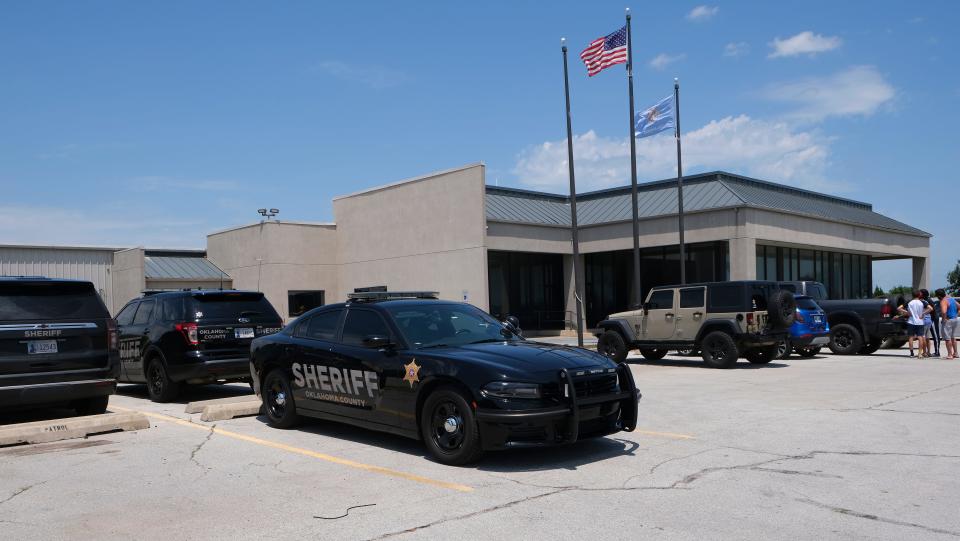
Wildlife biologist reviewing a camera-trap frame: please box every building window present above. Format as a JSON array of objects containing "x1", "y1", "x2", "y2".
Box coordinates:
[
  {"x1": 288, "y1": 290, "x2": 325, "y2": 317},
  {"x1": 755, "y1": 246, "x2": 872, "y2": 299}
]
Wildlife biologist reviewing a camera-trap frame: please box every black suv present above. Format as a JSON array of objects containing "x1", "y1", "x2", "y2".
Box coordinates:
[
  {"x1": 115, "y1": 290, "x2": 282, "y2": 402},
  {"x1": 0, "y1": 277, "x2": 119, "y2": 414},
  {"x1": 596, "y1": 281, "x2": 796, "y2": 368}
]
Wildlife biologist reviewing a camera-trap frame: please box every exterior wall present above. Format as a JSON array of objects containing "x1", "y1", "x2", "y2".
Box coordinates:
[
  {"x1": 0, "y1": 245, "x2": 116, "y2": 311},
  {"x1": 207, "y1": 221, "x2": 338, "y2": 321},
  {"x1": 333, "y1": 164, "x2": 489, "y2": 310},
  {"x1": 112, "y1": 248, "x2": 146, "y2": 314}
]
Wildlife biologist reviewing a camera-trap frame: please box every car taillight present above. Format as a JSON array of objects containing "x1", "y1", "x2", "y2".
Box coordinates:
[
  {"x1": 746, "y1": 313, "x2": 754, "y2": 325},
  {"x1": 880, "y1": 304, "x2": 893, "y2": 318},
  {"x1": 176, "y1": 322, "x2": 199, "y2": 346},
  {"x1": 107, "y1": 319, "x2": 119, "y2": 351},
  {"x1": 795, "y1": 308, "x2": 805, "y2": 323}
]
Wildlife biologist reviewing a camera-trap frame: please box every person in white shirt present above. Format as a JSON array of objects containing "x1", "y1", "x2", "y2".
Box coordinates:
[{"x1": 902, "y1": 290, "x2": 933, "y2": 358}]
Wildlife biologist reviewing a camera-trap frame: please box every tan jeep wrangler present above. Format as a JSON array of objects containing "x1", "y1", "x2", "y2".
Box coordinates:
[{"x1": 595, "y1": 281, "x2": 796, "y2": 369}]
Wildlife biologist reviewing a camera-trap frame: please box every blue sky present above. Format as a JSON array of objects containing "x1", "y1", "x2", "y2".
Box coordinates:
[{"x1": 0, "y1": 1, "x2": 956, "y2": 289}]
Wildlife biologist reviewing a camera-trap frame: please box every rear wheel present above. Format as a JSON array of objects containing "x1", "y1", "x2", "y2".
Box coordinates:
[
  {"x1": 420, "y1": 387, "x2": 483, "y2": 465},
  {"x1": 701, "y1": 331, "x2": 739, "y2": 369},
  {"x1": 829, "y1": 324, "x2": 863, "y2": 355},
  {"x1": 263, "y1": 369, "x2": 299, "y2": 429},
  {"x1": 639, "y1": 348, "x2": 669, "y2": 360},
  {"x1": 794, "y1": 346, "x2": 821, "y2": 358},
  {"x1": 146, "y1": 358, "x2": 181, "y2": 403},
  {"x1": 746, "y1": 344, "x2": 779, "y2": 364},
  {"x1": 73, "y1": 395, "x2": 109, "y2": 415},
  {"x1": 597, "y1": 330, "x2": 628, "y2": 362}
]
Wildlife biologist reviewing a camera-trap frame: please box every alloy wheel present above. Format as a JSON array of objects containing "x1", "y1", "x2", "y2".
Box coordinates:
[{"x1": 431, "y1": 400, "x2": 465, "y2": 451}]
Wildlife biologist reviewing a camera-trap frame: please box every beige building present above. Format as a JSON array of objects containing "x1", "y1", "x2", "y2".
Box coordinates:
[{"x1": 205, "y1": 163, "x2": 931, "y2": 331}]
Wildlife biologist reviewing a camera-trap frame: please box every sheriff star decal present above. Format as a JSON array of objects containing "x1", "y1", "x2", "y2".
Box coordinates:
[{"x1": 402, "y1": 359, "x2": 421, "y2": 388}]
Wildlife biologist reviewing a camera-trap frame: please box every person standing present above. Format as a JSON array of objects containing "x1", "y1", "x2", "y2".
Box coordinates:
[
  {"x1": 903, "y1": 290, "x2": 930, "y2": 358},
  {"x1": 922, "y1": 289, "x2": 941, "y2": 357},
  {"x1": 938, "y1": 289, "x2": 959, "y2": 359}
]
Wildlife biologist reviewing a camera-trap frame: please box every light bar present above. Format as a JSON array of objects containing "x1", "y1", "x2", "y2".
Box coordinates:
[{"x1": 346, "y1": 291, "x2": 439, "y2": 302}]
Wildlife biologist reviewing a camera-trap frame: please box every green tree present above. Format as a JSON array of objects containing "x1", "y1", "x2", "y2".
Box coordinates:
[
  {"x1": 948, "y1": 260, "x2": 960, "y2": 295},
  {"x1": 887, "y1": 285, "x2": 912, "y2": 297},
  {"x1": 873, "y1": 286, "x2": 885, "y2": 297}
]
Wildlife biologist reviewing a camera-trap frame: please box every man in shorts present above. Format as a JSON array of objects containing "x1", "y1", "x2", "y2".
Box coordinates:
[
  {"x1": 938, "y1": 289, "x2": 959, "y2": 359},
  {"x1": 904, "y1": 290, "x2": 931, "y2": 358}
]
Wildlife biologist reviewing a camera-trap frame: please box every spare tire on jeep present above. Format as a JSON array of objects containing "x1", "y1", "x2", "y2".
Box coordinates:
[{"x1": 767, "y1": 290, "x2": 797, "y2": 329}]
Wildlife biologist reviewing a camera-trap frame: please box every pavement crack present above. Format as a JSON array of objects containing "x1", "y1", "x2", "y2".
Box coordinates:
[
  {"x1": 0, "y1": 480, "x2": 47, "y2": 506},
  {"x1": 647, "y1": 448, "x2": 716, "y2": 475},
  {"x1": 189, "y1": 425, "x2": 216, "y2": 471},
  {"x1": 796, "y1": 497, "x2": 960, "y2": 537},
  {"x1": 869, "y1": 382, "x2": 960, "y2": 409}
]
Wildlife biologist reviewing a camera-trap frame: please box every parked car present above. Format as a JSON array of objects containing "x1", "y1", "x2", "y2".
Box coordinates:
[
  {"x1": 780, "y1": 295, "x2": 831, "y2": 358},
  {"x1": 595, "y1": 281, "x2": 796, "y2": 369},
  {"x1": 250, "y1": 291, "x2": 640, "y2": 465},
  {"x1": 115, "y1": 290, "x2": 282, "y2": 402},
  {"x1": 0, "y1": 277, "x2": 119, "y2": 414},
  {"x1": 779, "y1": 281, "x2": 906, "y2": 355}
]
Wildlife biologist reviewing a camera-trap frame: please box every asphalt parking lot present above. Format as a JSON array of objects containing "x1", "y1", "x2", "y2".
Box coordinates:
[{"x1": 3, "y1": 347, "x2": 959, "y2": 540}]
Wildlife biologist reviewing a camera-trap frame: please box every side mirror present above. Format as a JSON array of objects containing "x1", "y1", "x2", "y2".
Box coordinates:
[
  {"x1": 642, "y1": 302, "x2": 651, "y2": 312},
  {"x1": 503, "y1": 315, "x2": 522, "y2": 337},
  {"x1": 362, "y1": 334, "x2": 393, "y2": 349}
]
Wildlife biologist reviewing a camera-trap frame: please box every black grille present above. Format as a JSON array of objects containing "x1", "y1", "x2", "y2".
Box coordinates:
[{"x1": 572, "y1": 373, "x2": 618, "y2": 398}]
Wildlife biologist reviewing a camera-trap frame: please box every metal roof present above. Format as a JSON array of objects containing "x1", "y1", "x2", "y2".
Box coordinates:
[
  {"x1": 143, "y1": 256, "x2": 229, "y2": 281},
  {"x1": 485, "y1": 171, "x2": 929, "y2": 236}
]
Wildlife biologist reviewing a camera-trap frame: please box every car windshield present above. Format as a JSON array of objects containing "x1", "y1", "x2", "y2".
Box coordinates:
[{"x1": 384, "y1": 303, "x2": 518, "y2": 349}]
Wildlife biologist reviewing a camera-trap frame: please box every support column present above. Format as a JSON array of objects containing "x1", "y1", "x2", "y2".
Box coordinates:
[
  {"x1": 563, "y1": 254, "x2": 587, "y2": 333},
  {"x1": 912, "y1": 257, "x2": 930, "y2": 290},
  {"x1": 728, "y1": 237, "x2": 757, "y2": 281}
]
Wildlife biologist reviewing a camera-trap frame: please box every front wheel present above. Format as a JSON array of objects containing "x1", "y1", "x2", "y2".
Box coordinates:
[
  {"x1": 776, "y1": 339, "x2": 791, "y2": 359},
  {"x1": 829, "y1": 324, "x2": 863, "y2": 355},
  {"x1": 701, "y1": 331, "x2": 739, "y2": 369},
  {"x1": 263, "y1": 369, "x2": 300, "y2": 429},
  {"x1": 421, "y1": 387, "x2": 483, "y2": 466},
  {"x1": 597, "y1": 330, "x2": 628, "y2": 362},
  {"x1": 639, "y1": 348, "x2": 669, "y2": 360}
]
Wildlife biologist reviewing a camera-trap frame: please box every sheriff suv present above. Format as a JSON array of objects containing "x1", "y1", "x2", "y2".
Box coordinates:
[
  {"x1": 595, "y1": 281, "x2": 796, "y2": 368},
  {"x1": 115, "y1": 290, "x2": 282, "y2": 402},
  {"x1": 0, "y1": 277, "x2": 119, "y2": 414}
]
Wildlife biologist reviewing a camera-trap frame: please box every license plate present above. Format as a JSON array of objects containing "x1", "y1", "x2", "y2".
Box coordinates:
[
  {"x1": 813, "y1": 315, "x2": 822, "y2": 323},
  {"x1": 235, "y1": 328, "x2": 255, "y2": 339},
  {"x1": 28, "y1": 340, "x2": 59, "y2": 354}
]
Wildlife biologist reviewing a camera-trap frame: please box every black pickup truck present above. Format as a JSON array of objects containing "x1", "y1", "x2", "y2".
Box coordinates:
[{"x1": 779, "y1": 281, "x2": 906, "y2": 355}]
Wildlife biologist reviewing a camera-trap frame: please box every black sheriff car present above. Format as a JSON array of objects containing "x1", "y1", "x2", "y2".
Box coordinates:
[{"x1": 250, "y1": 291, "x2": 640, "y2": 465}]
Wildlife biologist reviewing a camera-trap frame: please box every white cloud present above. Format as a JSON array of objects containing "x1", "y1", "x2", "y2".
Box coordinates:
[
  {"x1": 761, "y1": 65, "x2": 895, "y2": 121},
  {"x1": 314, "y1": 60, "x2": 408, "y2": 89},
  {"x1": 513, "y1": 115, "x2": 838, "y2": 193},
  {"x1": 768, "y1": 31, "x2": 842, "y2": 58},
  {"x1": 649, "y1": 53, "x2": 686, "y2": 70},
  {"x1": 724, "y1": 42, "x2": 750, "y2": 57},
  {"x1": 686, "y1": 5, "x2": 719, "y2": 21}
]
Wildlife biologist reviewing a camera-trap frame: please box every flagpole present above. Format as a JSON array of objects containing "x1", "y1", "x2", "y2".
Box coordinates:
[
  {"x1": 562, "y1": 38, "x2": 585, "y2": 347},
  {"x1": 626, "y1": 8, "x2": 643, "y2": 307},
  {"x1": 674, "y1": 77, "x2": 686, "y2": 284}
]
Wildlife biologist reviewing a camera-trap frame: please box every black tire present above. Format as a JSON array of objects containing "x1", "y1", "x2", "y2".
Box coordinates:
[
  {"x1": 859, "y1": 340, "x2": 882, "y2": 355},
  {"x1": 776, "y1": 339, "x2": 791, "y2": 359},
  {"x1": 146, "y1": 358, "x2": 181, "y2": 403},
  {"x1": 829, "y1": 323, "x2": 863, "y2": 355},
  {"x1": 767, "y1": 290, "x2": 797, "y2": 329},
  {"x1": 262, "y1": 369, "x2": 300, "y2": 429},
  {"x1": 420, "y1": 387, "x2": 484, "y2": 466},
  {"x1": 700, "y1": 331, "x2": 739, "y2": 369},
  {"x1": 794, "y1": 346, "x2": 822, "y2": 358},
  {"x1": 639, "y1": 348, "x2": 669, "y2": 360},
  {"x1": 746, "y1": 344, "x2": 779, "y2": 364},
  {"x1": 597, "y1": 330, "x2": 628, "y2": 362},
  {"x1": 73, "y1": 395, "x2": 109, "y2": 416}
]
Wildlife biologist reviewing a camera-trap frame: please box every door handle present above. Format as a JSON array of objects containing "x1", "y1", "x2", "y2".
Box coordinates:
[
  {"x1": 693, "y1": 312, "x2": 703, "y2": 320},
  {"x1": 665, "y1": 313, "x2": 674, "y2": 319}
]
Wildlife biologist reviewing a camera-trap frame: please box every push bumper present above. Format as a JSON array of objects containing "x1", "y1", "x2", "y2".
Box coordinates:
[
  {"x1": 475, "y1": 363, "x2": 640, "y2": 451},
  {"x1": 0, "y1": 378, "x2": 116, "y2": 410},
  {"x1": 166, "y1": 355, "x2": 251, "y2": 384}
]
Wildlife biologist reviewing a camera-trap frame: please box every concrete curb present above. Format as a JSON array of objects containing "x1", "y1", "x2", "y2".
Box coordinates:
[
  {"x1": 199, "y1": 400, "x2": 262, "y2": 422},
  {"x1": 0, "y1": 412, "x2": 150, "y2": 447},
  {"x1": 184, "y1": 395, "x2": 257, "y2": 414}
]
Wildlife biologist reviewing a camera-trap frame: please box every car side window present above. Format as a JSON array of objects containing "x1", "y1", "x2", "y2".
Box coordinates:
[
  {"x1": 116, "y1": 302, "x2": 138, "y2": 326},
  {"x1": 708, "y1": 285, "x2": 741, "y2": 312},
  {"x1": 679, "y1": 288, "x2": 705, "y2": 308},
  {"x1": 647, "y1": 290, "x2": 674, "y2": 310},
  {"x1": 341, "y1": 309, "x2": 391, "y2": 347},
  {"x1": 301, "y1": 310, "x2": 342, "y2": 341},
  {"x1": 133, "y1": 300, "x2": 155, "y2": 325},
  {"x1": 161, "y1": 297, "x2": 184, "y2": 321}
]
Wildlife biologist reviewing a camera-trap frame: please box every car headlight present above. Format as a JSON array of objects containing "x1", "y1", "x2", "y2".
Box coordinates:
[{"x1": 481, "y1": 381, "x2": 541, "y2": 399}]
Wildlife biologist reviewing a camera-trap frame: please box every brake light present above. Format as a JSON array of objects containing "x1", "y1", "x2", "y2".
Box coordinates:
[
  {"x1": 880, "y1": 303, "x2": 893, "y2": 318},
  {"x1": 746, "y1": 313, "x2": 754, "y2": 325},
  {"x1": 176, "y1": 322, "x2": 199, "y2": 346},
  {"x1": 107, "y1": 319, "x2": 119, "y2": 351},
  {"x1": 795, "y1": 308, "x2": 805, "y2": 323}
]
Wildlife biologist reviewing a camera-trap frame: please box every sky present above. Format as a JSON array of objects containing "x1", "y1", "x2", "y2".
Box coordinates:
[{"x1": 1, "y1": 1, "x2": 957, "y2": 290}]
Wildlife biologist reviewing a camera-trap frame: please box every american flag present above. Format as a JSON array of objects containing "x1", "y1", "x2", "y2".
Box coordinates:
[{"x1": 580, "y1": 26, "x2": 628, "y2": 77}]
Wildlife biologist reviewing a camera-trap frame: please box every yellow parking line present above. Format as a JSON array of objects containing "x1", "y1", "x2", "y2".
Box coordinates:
[
  {"x1": 634, "y1": 429, "x2": 696, "y2": 440},
  {"x1": 110, "y1": 405, "x2": 473, "y2": 493}
]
